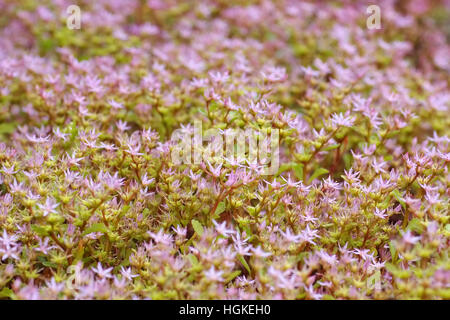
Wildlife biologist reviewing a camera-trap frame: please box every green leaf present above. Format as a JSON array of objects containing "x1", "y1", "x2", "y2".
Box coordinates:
[
  {"x1": 238, "y1": 255, "x2": 251, "y2": 275},
  {"x1": 74, "y1": 245, "x2": 85, "y2": 263},
  {"x1": 0, "y1": 287, "x2": 14, "y2": 299},
  {"x1": 292, "y1": 163, "x2": 304, "y2": 180},
  {"x1": 38, "y1": 37, "x2": 56, "y2": 55},
  {"x1": 323, "y1": 143, "x2": 340, "y2": 151},
  {"x1": 389, "y1": 241, "x2": 397, "y2": 263},
  {"x1": 31, "y1": 224, "x2": 49, "y2": 236},
  {"x1": 191, "y1": 219, "x2": 204, "y2": 236},
  {"x1": 277, "y1": 162, "x2": 293, "y2": 175},
  {"x1": 142, "y1": 208, "x2": 150, "y2": 217},
  {"x1": 445, "y1": 224, "x2": 450, "y2": 236},
  {"x1": 385, "y1": 262, "x2": 397, "y2": 274},
  {"x1": 187, "y1": 254, "x2": 199, "y2": 266},
  {"x1": 407, "y1": 218, "x2": 424, "y2": 234},
  {"x1": 343, "y1": 153, "x2": 352, "y2": 169},
  {"x1": 390, "y1": 189, "x2": 406, "y2": 210},
  {"x1": 214, "y1": 201, "x2": 226, "y2": 216},
  {"x1": 308, "y1": 167, "x2": 329, "y2": 183},
  {"x1": 0, "y1": 123, "x2": 17, "y2": 135},
  {"x1": 367, "y1": 270, "x2": 381, "y2": 290},
  {"x1": 225, "y1": 270, "x2": 241, "y2": 283},
  {"x1": 246, "y1": 206, "x2": 256, "y2": 216},
  {"x1": 82, "y1": 223, "x2": 108, "y2": 236},
  {"x1": 37, "y1": 256, "x2": 58, "y2": 268}
]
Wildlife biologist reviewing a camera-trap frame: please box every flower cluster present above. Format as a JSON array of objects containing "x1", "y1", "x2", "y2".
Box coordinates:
[{"x1": 0, "y1": 0, "x2": 449, "y2": 300}]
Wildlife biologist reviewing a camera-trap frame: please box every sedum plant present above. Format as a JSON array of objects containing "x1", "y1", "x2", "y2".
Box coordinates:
[{"x1": 0, "y1": 0, "x2": 449, "y2": 300}]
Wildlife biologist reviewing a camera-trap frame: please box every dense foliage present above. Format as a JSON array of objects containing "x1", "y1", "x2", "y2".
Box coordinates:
[{"x1": 0, "y1": 0, "x2": 449, "y2": 299}]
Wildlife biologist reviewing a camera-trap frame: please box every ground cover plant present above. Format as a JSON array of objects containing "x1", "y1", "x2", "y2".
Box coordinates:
[{"x1": 0, "y1": 0, "x2": 449, "y2": 300}]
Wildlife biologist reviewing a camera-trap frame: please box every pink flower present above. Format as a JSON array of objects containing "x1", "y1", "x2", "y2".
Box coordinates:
[
  {"x1": 34, "y1": 237, "x2": 56, "y2": 254},
  {"x1": 108, "y1": 99, "x2": 124, "y2": 110},
  {"x1": 402, "y1": 230, "x2": 421, "y2": 245},
  {"x1": 212, "y1": 220, "x2": 235, "y2": 237},
  {"x1": 374, "y1": 208, "x2": 388, "y2": 219},
  {"x1": 37, "y1": 197, "x2": 59, "y2": 216},
  {"x1": 204, "y1": 266, "x2": 224, "y2": 282},
  {"x1": 331, "y1": 113, "x2": 355, "y2": 127},
  {"x1": 280, "y1": 228, "x2": 302, "y2": 243},
  {"x1": 120, "y1": 267, "x2": 138, "y2": 281},
  {"x1": 0, "y1": 230, "x2": 18, "y2": 249},
  {"x1": 252, "y1": 245, "x2": 272, "y2": 258},
  {"x1": 92, "y1": 262, "x2": 113, "y2": 278}
]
